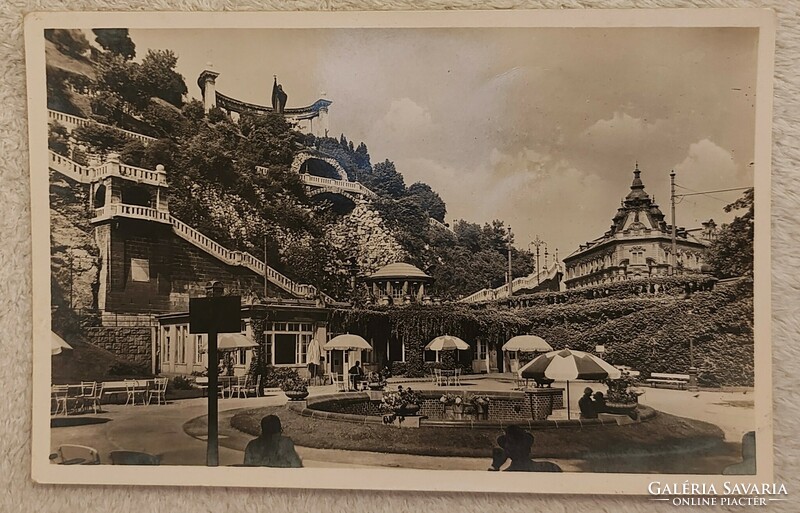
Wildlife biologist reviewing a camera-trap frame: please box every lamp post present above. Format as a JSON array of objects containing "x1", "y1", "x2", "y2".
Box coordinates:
[
  {"x1": 686, "y1": 308, "x2": 698, "y2": 392},
  {"x1": 507, "y1": 226, "x2": 513, "y2": 298},
  {"x1": 670, "y1": 170, "x2": 678, "y2": 275},
  {"x1": 529, "y1": 236, "x2": 546, "y2": 285}
]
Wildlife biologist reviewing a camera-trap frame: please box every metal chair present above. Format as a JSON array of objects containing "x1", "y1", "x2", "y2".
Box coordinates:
[
  {"x1": 331, "y1": 373, "x2": 347, "y2": 392},
  {"x1": 75, "y1": 381, "x2": 96, "y2": 413},
  {"x1": 147, "y1": 377, "x2": 168, "y2": 405},
  {"x1": 84, "y1": 382, "x2": 104, "y2": 413},
  {"x1": 244, "y1": 374, "x2": 262, "y2": 397},
  {"x1": 49, "y1": 444, "x2": 101, "y2": 465},
  {"x1": 124, "y1": 379, "x2": 146, "y2": 406},
  {"x1": 51, "y1": 385, "x2": 70, "y2": 416},
  {"x1": 231, "y1": 375, "x2": 249, "y2": 399}
]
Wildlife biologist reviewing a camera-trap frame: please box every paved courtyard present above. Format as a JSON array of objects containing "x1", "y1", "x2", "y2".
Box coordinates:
[{"x1": 49, "y1": 377, "x2": 754, "y2": 469}]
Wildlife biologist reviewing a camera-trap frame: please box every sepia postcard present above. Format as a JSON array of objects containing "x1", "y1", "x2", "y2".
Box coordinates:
[{"x1": 26, "y1": 9, "x2": 776, "y2": 495}]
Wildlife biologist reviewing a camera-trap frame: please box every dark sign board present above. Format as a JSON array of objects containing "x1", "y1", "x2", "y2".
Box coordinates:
[{"x1": 189, "y1": 296, "x2": 242, "y2": 334}]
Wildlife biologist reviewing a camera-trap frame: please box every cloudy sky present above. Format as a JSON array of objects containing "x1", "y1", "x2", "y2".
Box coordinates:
[{"x1": 129, "y1": 27, "x2": 758, "y2": 256}]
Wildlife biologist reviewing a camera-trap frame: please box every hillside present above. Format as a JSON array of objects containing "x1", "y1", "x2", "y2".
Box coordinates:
[{"x1": 45, "y1": 29, "x2": 535, "y2": 302}]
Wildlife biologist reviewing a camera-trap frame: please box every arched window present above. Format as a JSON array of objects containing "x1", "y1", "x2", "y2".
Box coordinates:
[{"x1": 93, "y1": 185, "x2": 106, "y2": 208}]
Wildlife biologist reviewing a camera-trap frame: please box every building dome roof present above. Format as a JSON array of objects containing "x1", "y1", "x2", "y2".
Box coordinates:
[{"x1": 369, "y1": 262, "x2": 432, "y2": 280}]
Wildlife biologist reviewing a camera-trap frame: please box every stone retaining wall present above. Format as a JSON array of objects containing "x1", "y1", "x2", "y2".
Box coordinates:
[{"x1": 84, "y1": 326, "x2": 152, "y2": 366}]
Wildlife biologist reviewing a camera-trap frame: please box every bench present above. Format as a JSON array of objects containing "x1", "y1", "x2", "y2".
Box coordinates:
[
  {"x1": 100, "y1": 380, "x2": 150, "y2": 404},
  {"x1": 645, "y1": 373, "x2": 690, "y2": 389}
]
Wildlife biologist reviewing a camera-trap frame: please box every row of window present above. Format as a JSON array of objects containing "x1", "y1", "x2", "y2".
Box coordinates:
[
  {"x1": 161, "y1": 323, "x2": 501, "y2": 369},
  {"x1": 161, "y1": 325, "x2": 204, "y2": 365}
]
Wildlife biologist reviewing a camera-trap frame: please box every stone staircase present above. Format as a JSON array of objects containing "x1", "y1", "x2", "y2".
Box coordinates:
[
  {"x1": 459, "y1": 261, "x2": 563, "y2": 303},
  {"x1": 48, "y1": 150, "x2": 332, "y2": 303}
]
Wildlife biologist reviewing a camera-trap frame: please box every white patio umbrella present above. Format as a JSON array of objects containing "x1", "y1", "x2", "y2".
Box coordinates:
[
  {"x1": 217, "y1": 333, "x2": 258, "y2": 350},
  {"x1": 425, "y1": 335, "x2": 469, "y2": 364},
  {"x1": 425, "y1": 335, "x2": 469, "y2": 351},
  {"x1": 518, "y1": 348, "x2": 621, "y2": 419},
  {"x1": 502, "y1": 335, "x2": 553, "y2": 353},
  {"x1": 323, "y1": 334, "x2": 372, "y2": 351},
  {"x1": 503, "y1": 335, "x2": 553, "y2": 373},
  {"x1": 324, "y1": 335, "x2": 372, "y2": 383},
  {"x1": 51, "y1": 332, "x2": 73, "y2": 356}
]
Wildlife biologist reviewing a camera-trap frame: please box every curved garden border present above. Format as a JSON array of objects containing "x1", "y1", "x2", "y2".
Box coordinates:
[{"x1": 287, "y1": 391, "x2": 656, "y2": 429}]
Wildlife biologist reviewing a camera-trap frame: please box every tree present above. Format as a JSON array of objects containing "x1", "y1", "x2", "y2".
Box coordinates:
[
  {"x1": 48, "y1": 122, "x2": 70, "y2": 157},
  {"x1": 72, "y1": 122, "x2": 128, "y2": 155},
  {"x1": 141, "y1": 101, "x2": 188, "y2": 139},
  {"x1": 181, "y1": 99, "x2": 206, "y2": 123},
  {"x1": 137, "y1": 49, "x2": 188, "y2": 107},
  {"x1": 119, "y1": 139, "x2": 146, "y2": 167},
  {"x1": 94, "y1": 54, "x2": 148, "y2": 110},
  {"x1": 365, "y1": 160, "x2": 407, "y2": 198},
  {"x1": 354, "y1": 142, "x2": 371, "y2": 170},
  {"x1": 407, "y1": 182, "x2": 447, "y2": 222},
  {"x1": 92, "y1": 29, "x2": 136, "y2": 60},
  {"x1": 44, "y1": 29, "x2": 90, "y2": 58},
  {"x1": 705, "y1": 189, "x2": 754, "y2": 279}
]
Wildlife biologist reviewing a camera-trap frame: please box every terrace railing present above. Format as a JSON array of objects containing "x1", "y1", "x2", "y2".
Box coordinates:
[{"x1": 48, "y1": 109, "x2": 157, "y2": 144}]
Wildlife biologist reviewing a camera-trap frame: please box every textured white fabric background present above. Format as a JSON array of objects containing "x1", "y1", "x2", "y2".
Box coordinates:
[{"x1": 1, "y1": 1, "x2": 797, "y2": 511}]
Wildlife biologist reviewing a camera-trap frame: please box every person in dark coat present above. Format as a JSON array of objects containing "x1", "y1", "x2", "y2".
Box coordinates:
[
  {"x1": 593, "y1": 391, "x2": 611, "y2": 414},
  {"x1": 244, "y1": 415, "x2": 303, "y2": 468},
  {"x1": 488, "y1": 425, "x2": 562, "y2": 472},
  {"x1": 579, "y1": 387, "x2": 597, "y2": 419},
  {"x1": 348, "y1": 361, "x2": 364, "y2": 390}
]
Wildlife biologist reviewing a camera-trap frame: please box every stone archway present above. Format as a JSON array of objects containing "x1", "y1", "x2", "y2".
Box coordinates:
[{"x1": 291, "y1": 152, "x2": 347, "y2": 180}]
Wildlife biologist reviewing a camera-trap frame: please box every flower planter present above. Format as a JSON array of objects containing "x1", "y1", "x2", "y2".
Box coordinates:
[
  {"x1": 284, "y1": 390, "x2": 309, "y2": 401},
  {"x1": 444, "y1": 404, "x2": 464, "y2": 420},
  {"x1": 368, "y1": 383, "x2": 385, "y2": 391},
  {"x1": 394, "y1": 404, "x2": 420, "y2": 417},
  {"x1": 605, "y1": 401, "x2": 638, "y2": 414}
]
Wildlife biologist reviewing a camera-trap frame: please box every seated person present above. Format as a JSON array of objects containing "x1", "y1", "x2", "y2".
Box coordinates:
[
  {"x1": 244, "y1": 415, "x2": 303, "y2": 468},
  {"x1": 488, "y1": 425, "x2": 562, "y2": 472},
  {"x1": 579, "y1": 387, "x2": 597, "y2": 419},
  {"x1": 592, "y1": 391, "x2": 611, "y2": 414},
  {"x1": 348, "y1": 361, "x2": 364, "y2": 390}
]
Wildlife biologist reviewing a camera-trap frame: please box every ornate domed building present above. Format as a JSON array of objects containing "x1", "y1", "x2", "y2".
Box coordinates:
[
  {"x1": 563, "y1": 164, "x2": 715, "y2": 289},
  {"x1": 365, "y1": 262, "x2": 435, "y2": 305}
]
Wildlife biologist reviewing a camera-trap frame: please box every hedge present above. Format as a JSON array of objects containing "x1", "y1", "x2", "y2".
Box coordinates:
[{"x1": 331, "y1": 279, "x2": 754, "y2": 386}]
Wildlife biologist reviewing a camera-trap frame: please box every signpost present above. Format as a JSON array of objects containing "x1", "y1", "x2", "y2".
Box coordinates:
[{"x1": 189, "y1": 281, "x2": 241, "y2": 467}]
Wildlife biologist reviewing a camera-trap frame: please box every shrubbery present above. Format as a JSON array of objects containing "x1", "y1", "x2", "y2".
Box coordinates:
[
  {"x1": 260, "y1": 366, "x2": 302, "y2": 388},
  {"x1": 170, "y1": 375, "x2": 194, "y2": 390},
  {"x1": 338, "y1": 280, "x2": 754, "y2": 386}
]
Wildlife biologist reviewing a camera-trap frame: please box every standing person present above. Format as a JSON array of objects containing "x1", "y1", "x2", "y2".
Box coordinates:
[
  {"x1": 244, "y1": 415, "x2": 303, "y2": 468},
  {"x1": 579, "y1": 387, "x2": 597, "y2": 419}
]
